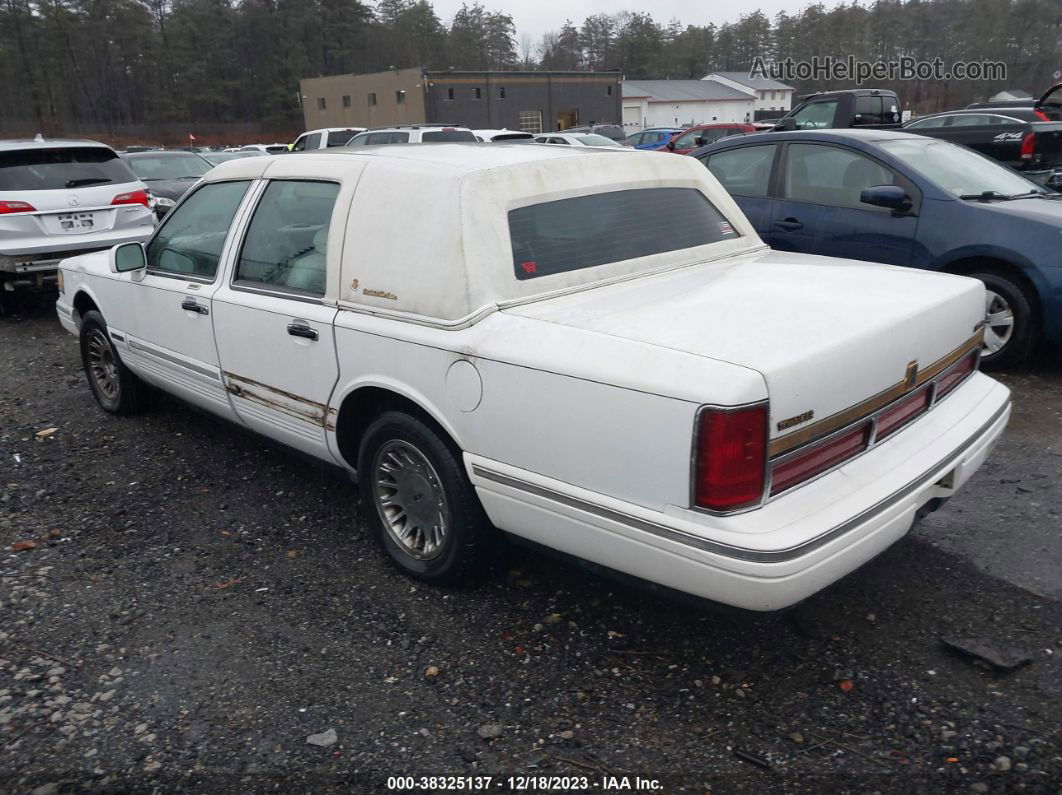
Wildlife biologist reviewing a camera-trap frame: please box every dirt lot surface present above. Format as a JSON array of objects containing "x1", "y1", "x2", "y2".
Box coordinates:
[{"x1": 2, "y1": 312, "x2": 1061, "y2": 794}]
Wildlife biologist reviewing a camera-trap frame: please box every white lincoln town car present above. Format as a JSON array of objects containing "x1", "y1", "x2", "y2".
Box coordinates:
[{"x1": 55, "y1": 145, "x2": 1010, "y2": 611}]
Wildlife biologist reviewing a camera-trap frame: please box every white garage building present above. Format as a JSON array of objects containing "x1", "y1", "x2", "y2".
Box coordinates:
[{"x1": 621, "y1": 80, "x2": 757, "y2": 133}]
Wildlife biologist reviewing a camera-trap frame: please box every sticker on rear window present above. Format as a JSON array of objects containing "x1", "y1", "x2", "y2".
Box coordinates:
[{"x1": 719, "y1": 221, "x2": 735, "y2": 235}]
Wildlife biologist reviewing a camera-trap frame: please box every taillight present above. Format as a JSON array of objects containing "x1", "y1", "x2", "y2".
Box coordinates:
[
  {"x1": 876, "y1": 387, "x2": 931, "y2": 440},
  {"x1": 936, "y1": 351, "x2": 978, "y2": 398},
  {"x1": 112, "y1": 189, "x2": 150, "y2": 208},
  {"x1": 0, "y1": 200, "x2": 36, "y2": 214},
  {"x1": 770, "y1": 423, "x2": 870, "y2": 496},
  {"x1": 1020, "y1": 132, "x2": 1036, "y2": 160},
  {"x1": 693, "y1": 405, "x2": 767, "y2": 512}
]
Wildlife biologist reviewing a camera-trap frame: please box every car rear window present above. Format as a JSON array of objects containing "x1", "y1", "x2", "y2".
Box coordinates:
[
  {"x1": 0, "y1": 146, "x2": 137, "y2": 191},
  {"x1": 509, "y1": 188, "x2": 738, "y2": 280},
  {"x1": 593, "y1": 125, "x2": 626, "y2": 141},
  {"x1": 421, "y1": 130, "x2": 477, "y2": 142},
  {"x1": 327, "y1": 131, "x2": 357, "y2": 147}
]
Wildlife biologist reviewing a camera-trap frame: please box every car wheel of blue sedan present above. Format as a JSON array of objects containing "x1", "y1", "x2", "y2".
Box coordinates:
[{"x1": 970, "y1": 270, "x2": 1037, "y2": 370}]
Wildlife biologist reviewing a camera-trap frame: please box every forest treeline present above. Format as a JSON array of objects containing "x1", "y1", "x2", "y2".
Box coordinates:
[{"x1": 1, "y1": 0, "x2": 1059, "y2": 134}]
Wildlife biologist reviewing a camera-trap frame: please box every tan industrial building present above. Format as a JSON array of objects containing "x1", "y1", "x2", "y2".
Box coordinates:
[{"x1": 300, "y1": 68, "x2": 623, "y2": 134}]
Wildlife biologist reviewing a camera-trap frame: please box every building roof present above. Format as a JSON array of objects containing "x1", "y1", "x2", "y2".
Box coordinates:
[
  {"x1": 706, "y1": 72, "x2": 795, "y2": 91},
  {"x1": 622, "y1": 80, "x2": 754, "y2": 102}
]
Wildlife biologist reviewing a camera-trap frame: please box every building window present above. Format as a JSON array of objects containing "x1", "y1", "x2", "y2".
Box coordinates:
[
  {"x1": 498, "y1": 87, "x2": 505, "y2": 99},
  {"x1": 396, "y1": 90, "x2": 406, "y2": 104},
  {"x1": 447, "y1": 87, "x2": 454, "y2": 100},
  {"x1": 342, "y1": 95, "x2": 351, "y2": 108},
  {"x1": 317, "y1": 97, "x2": 326, "y2": 110},
  {"x1": 473, "y1": 87, "x2": 481, "y2": 100},
  {"x1": 368, "y1": 93, "x2": 377, "y2": 106},
  {"x1": 518, "y1": 110, "x2": 542, "y2": 134},
  {"x1": 607, "y1": 85, "x2": 612, "y2": 96}
]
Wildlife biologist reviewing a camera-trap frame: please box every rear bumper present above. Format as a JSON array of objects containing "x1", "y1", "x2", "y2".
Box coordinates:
[
  {"x1": 468, "y1": 374, "x2": 1010, "y2": 611},
  {"x1": 0, "y1": 226, "x2": 153, "y2": 276}
]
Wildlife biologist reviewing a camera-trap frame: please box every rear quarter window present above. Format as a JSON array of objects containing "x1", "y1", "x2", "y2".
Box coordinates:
[
  {"x1": 509, "y1": 187, "x2": 739, "y2": 280},
  {"x1": 0, "y1": 146, "x2": 137, "y2": 191}
]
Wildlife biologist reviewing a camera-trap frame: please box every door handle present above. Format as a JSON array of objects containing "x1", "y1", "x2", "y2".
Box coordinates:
[
  {"x1": 773, "y1": 217, "x2": 804, "y2": 231},
  {"x1": 181, "y1": 298, "x2": 208, "y2": 315},
  {"x1": 287, "y1": 322, "x2": 319, "y2": 341}
]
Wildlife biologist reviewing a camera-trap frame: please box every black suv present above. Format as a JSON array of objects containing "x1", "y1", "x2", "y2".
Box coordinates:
[{"x1": 774, "y1": 89, "x2": 902, "y2": 131}]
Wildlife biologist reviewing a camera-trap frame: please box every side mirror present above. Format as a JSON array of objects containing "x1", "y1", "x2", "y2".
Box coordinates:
[
  {"x1": 860, "y1": 184, "x2": 911, "y2": 212},
  {"x1": 777, "y1": 117, "x2": 797, "y2": 131},
  {"x1": 666, "y1": 139, "x2": 676, "y2": 151},
  {"x1": 694, "y1": 135, "x2": 707, "y2": 147},
  {"x1": 110, "y1": 242, "x2": 146, "y2": 274}
]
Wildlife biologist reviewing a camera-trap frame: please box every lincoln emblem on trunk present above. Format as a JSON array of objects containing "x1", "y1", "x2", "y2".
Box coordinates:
[{"x1": 905, "y1": 360, "x2": 919, "y2": 389}]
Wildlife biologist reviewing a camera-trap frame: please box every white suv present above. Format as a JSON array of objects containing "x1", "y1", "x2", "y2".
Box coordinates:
[
  {"x1": 292, "y1": 127, "x2": 367, "y2": 151},
  {"x1": 0, "y1": 138, "x2": 155, "y2": 308},
  {"x1": 346, "y1": 125, "x2": 478, "y2": 145}
]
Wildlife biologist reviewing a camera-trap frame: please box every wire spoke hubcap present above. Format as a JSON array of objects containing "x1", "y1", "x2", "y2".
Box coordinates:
[
  {"x1": 982, "y1": 289, "x2": 1014, "y2": 355},
  {"x1": 372, "y1": 440, "x2": 449, "y2": 561},
  {"x1": 87, "y1": 329, "x2": 120, "y2": 400}
]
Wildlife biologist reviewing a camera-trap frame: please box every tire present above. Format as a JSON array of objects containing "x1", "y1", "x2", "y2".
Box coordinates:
[
  {"x1": 357, "y1": 411, "x2": 491, "y2": 585},
  {"x1": 968, "y1": 270, "x2": 1038, "y2": 371},
  {"x1": 79, "y1": 310, "x2": 150, "y2": 415}
]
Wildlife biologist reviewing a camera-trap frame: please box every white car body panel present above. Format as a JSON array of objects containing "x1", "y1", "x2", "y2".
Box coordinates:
[{"x1": 56, "y1": 145, "x2": 1010, "y2": 611}]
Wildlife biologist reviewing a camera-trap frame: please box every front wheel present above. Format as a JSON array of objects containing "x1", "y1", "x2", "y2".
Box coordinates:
[
  {"x1": 357, "y1": 411, "x2": 491, "y2": 585},
  {"x1": 968, "y1": 270, "x2": 1037, "y2": 370},
  {"x1": 79, "y1": 310, "x2": 149, "y2": 414}
]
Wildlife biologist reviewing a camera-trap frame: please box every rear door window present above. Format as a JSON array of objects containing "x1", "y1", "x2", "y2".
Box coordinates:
[
  {"x1": 509, "y1": 187, "x2": 739, "y2": 280},
  {"x1": 234, "y1": 180, "x2": 340, "y2": 297},
  {"x1": 704, "y1": 144, "x2": 777, "y2": 197},
  {"x1": 854, "y1": 96, "x2": 885, "y2": 125},
  {"x1": 0, "y1": 146, "x2": 137, "y2": 191}
]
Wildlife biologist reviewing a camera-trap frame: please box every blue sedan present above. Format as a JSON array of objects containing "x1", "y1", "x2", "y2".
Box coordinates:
[
  {"x1": 625, "y1": 128, "x2": 682, "y2": 151},
  {"x1": 691, "y1": 129, "x2": 1062, "y2": 368}
]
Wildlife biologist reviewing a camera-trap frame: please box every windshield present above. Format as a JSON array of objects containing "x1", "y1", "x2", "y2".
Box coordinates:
[
  {"x1": 577, "y1": 134, "x2": 620, "y2": 147},
  {"x1": 127, "y1": 154, "x2": 212, "y2": 181},
  {"x1": 421, "y1": 130, "x2": 478, "y2": 142},
  {"x1": 879, "y1": 138, "x2": 1044, "y2": 197},
  {"x1": 0, "y1": 146, "x2": 137, "y2": 191}
]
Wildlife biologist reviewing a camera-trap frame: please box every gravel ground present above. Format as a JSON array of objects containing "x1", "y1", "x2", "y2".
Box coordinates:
[{"x1": 2, "y1": 310, "x2": 1061, "y2": 794}]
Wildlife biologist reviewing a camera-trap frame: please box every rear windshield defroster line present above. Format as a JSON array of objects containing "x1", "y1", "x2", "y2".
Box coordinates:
[{"x1": 508, "y1": 187, "x2": 739, "y2": 280}]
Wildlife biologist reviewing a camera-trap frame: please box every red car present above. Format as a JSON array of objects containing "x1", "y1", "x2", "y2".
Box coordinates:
[{"x1": 666, "y1": 123, "x2": 759, "y2": 154}]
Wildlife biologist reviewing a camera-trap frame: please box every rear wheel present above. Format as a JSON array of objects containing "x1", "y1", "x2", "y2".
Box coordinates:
[
  {"x1": 357, "y1": 411, "x2": 490, "y2": 585},
  {"x1": 79, "y1": 310, "x2": 150, "y2": 414},
  {"x1": 968, "y1": 270, "x2": 1037, "y2": 370}
]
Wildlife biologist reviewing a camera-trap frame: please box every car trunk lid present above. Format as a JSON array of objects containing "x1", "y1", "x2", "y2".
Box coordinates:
[{"x1": 504, "y1": 249, "x2": 984, "y2": 446}]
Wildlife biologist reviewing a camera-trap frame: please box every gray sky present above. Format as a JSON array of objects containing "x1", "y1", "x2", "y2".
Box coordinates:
[{"x1": 428, "y1": 0, "x2": 840, "y2": 48}]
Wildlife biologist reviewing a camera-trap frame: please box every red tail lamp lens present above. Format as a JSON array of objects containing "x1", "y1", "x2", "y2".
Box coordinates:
[
  {"x1": 112, "y1": 189, "x2": 150, "y2": 208},
  {"x1": 694, "y1": 405, "x2": 767, "y2": 511},
  {"x1": 770, "y1": 423, "x2": 870, "y2": 496},
  {"x1": 936, "y1": 352, "x2": 977, "y2": 398},
  {"x1": 876, "y1": 387, "x2": 931, "y2": 440}
]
